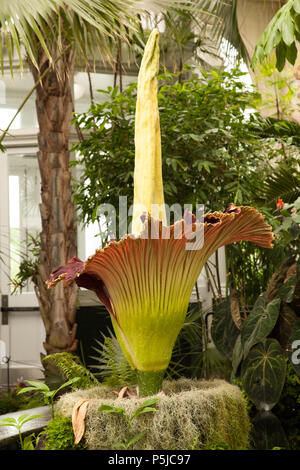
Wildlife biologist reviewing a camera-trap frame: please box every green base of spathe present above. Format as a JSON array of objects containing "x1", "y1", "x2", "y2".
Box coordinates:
[{"x1": 137, "y1": 370, "x2": 165, "y2": 397}]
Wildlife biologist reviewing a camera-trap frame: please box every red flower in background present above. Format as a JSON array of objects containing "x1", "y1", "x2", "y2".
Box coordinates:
[{"x1": 277, "y1": 198, "x2": 284, "y2": 210}]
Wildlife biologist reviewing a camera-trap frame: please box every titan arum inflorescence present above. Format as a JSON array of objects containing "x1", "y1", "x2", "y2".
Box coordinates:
[{"x1": 46, "y1": 29, "x2": 274, "y2": 396}]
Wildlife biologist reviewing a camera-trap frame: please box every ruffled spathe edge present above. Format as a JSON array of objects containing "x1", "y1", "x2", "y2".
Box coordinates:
[
  {"x1": 46, "y1": 205, "x2": 274, "y2": 315},
  {"x1": 46, "y1": 204, "x2": 274, "y2": 290}
]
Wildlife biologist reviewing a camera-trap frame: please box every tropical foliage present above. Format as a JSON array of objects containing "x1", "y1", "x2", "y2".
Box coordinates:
[
  {"x1": 70, "y1": 63, "x2": 299, "y2": 310},
  {"x1": 71, "y1": 67, "x2": 279, "y2": 231},
  {"x1": 212, "y1": 204, "x2": 300, "y2": 413},
  {"x1": 251, "y1": 0, "x2": 300, "y2": 71}
]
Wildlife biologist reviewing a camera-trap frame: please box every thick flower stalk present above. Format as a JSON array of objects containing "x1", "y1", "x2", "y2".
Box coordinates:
[{"x1": 46, "y1": 30, "x2": 274, "y2": 396}]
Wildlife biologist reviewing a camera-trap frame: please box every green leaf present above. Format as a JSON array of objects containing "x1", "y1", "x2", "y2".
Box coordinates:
[
  {"x1": 278, "y1": 275, "x2": 296, "y2": 303},
  {"x1": 241, "y1": 338, "x2": 286, "y2": 411},
  {"x1": 251, "y1": 411, "x2": 289, "y2": 450},
  {"x1": 275, "y1": 41, "x2": 286, "y2": 71},
  {"x1": 17, "y1": 413, "x2": 33, "y2": 423},
  {"x1": 127, "y1": 430, "x2": 147, "y2": 448},
  {"x1": 19, "y1": 380, "x2": 49, "y2": 392},
  {"x1": 267, "y1": 28, "x2": 282, "y2": 52},
  {"x1": 211, "y1": 298, "x2": 240, "y2": 359},
  {"x1": 136, "y1": 398, "x2": 159, "y2": 410},
  {"x1": 188, "y1": 133, "x2": 203, "y2": 142},
  {"x1": 252, "y1": 44, "x2": 265, "y2": 67},
  {"x1": 18, "y1": 414, "x2": 44, "y2": 426},
  {"x1": 131, "y1": 398, "x2": 159, "y2": 420},
  {"x1": 286, "y1": 41, "x2": 298, "y2": 64},
  {"x1": 113, "y1": 442, "x2": 127, "y2": 449},
  {"x1": 0, "y1": 418, "x2": 17, "y2": 426},
  {"x1": 17, "y1": 387, "x2": 42, "y2": 395},
  {"x1": 280, "y1": 11, "x2": 295, "y2": 45},
  {"x1": 232, "y1": 334, "x2": 243, "y2": 376},
  {"x1": 99, "y1": 404, "x2": 126, "y2": 416},
  {"x1": 131, "y1": 407, "x2": 158, "y2": 420},
  {"x1": 23, "y1": 434, "x2": 35, "y2": 450},
  {"x1": 281, "y1": 217, "x2": 293, "y2": 232},
  {"x1": 241, "y1": 294, "x2": 281, "y2": 358},
  {"x1": 293, "y1": 0, "x2": 300, "y2": 14},
  {"x1": 55, "y1": 377, "x2": 80, "y2": 394}
]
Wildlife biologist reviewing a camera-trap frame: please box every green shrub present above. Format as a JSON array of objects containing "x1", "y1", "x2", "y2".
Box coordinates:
[
  {"x1": 0, "y1": 388, "x2": 44, "y2": 415},
  {"x1": 44, "y1": 415, "x2": 87, "y2": 450}
]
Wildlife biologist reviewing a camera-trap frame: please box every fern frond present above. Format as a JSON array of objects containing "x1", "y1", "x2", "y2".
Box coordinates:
[
  {"x1": 91, "y1": 330, "x2": 137, "y2": 388},
  {"x1": 43, "y1": 352, "x2": 99, "y2": 390}
]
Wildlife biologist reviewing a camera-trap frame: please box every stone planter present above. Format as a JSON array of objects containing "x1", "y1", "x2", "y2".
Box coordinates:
[{"x1": 54, "y1": 378, "x2": 250, "y2": 450}]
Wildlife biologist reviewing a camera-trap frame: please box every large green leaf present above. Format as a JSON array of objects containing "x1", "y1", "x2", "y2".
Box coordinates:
[
  {"x1": 211, "y1": 298, "x2": 240, "y2": 359},
  {"x1": 278, "y1": 275, "x2": 297, "y2": 303},
  {"x1": 265, "y1": 257, "x2": 296, "y2": 303},
  {"x1": 273, "y1": 303, "x2": 298, "y2": 351},
  {"x1": 251, "y1": 411, "x2": 289, "y2": 450},
  {"x1": 280, "y1": 10, "x2": 295, "y2": 46},
  {"x1": 288, "y1": 317, "x2": 300, "y2": 377},
  {"x1": 294, "y1": 0, "x2": 300, "y2": 14},
  {"x1": 241, "y1": 293, "x2": 281, "y2": 358},
  {"x1": 241, "y1": 338, "x2": 286, "y2": 411},
  {"x1": 231, "y1": 334, "x2": 243, "y2": 376},
  {"x1": 286, "y1": 41, "x2": 298, "y2": 64},
  {"x1": 275, "y1": 40, "x2": 286, "y2": 72},
  {"x1": 251, "y1": 0, "x2": 300, "y2": 70}
]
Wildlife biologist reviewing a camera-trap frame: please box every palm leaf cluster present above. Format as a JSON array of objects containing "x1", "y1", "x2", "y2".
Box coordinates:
[
  {"x1": 263, "y1": 164, "x2": 300, "y2": 204},
  {"x1": 0, "y1": 1, "x2": 247, "y2": 76},
  {"x1": 0, "y1": 0, "x2": 142, "y2": 74}
]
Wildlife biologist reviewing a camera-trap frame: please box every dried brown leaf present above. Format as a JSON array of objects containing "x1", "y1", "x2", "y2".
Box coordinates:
[
  {"x1": 266, "y1": 257, "x2": 295, "y2": 303},
  {"x1": 118, "y1": 386, "x2": 129, "y2": 399},
  {"x1": 112, "y1": 386, "x2": 138, "y2": 399},
  {"x1": 230, "y1": 288, "x2": 242, "y2": 329},
  {"x1": 72, "y1": 398, "x2": 90, "y2": 445}
]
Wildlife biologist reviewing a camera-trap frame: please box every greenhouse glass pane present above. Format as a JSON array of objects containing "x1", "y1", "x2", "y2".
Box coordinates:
[
  {"x1": 0, "y1": 72, "x2": 38, "y2": 129},
  {"x1": 8, "y1": 155, "x2": 41, "y2": 292}
]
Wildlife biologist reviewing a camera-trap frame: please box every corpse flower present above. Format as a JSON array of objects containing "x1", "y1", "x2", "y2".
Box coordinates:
[{"x1": 46, "y1": 30, "x2": 274, "y2": 396}]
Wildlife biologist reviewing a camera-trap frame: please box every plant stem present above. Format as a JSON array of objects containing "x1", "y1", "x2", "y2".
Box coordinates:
[
  {"x1": 18, "y1": 428, "x2": 23, "y2": 450},
  {"x1": 137, "y1": 370, "x2": 165, "y2": 397}
]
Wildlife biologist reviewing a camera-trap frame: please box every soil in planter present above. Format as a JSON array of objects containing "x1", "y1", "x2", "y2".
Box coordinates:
[{"x1": 54, "y1": 378, "x2": 250, "y2": 450}]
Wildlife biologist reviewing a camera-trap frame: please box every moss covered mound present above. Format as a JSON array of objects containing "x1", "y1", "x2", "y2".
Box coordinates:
[{"x1": 54, "y1": 378, "x2": 250, "y2": 450}]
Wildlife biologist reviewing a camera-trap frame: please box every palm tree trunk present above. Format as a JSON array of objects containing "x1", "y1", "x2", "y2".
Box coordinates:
[{"x1": 29, "y1": 46, "x2": 79, "y2": 356}]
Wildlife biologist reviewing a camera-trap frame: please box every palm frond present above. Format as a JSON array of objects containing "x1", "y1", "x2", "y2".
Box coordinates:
[
  {"x1": 263, "y1": 164, "x2": 300, "y2": 204},
  {"x1": 0, "y1": 0, "x2": 247, "y2": 76},
  {"x1": 216, "y1": 0, "x2": 249, "y2": 63},
  {"x1": 188, "y1": 0, "x2": 248, "y2": 64},
  {"x1": 0, "y1": 0, "x2": 141, "y2": 74}
]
